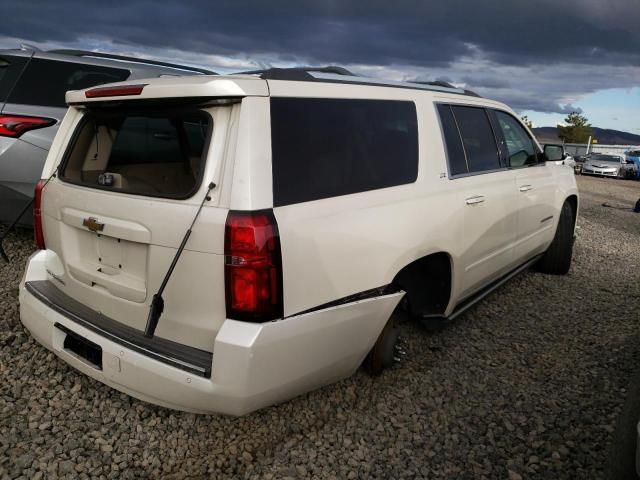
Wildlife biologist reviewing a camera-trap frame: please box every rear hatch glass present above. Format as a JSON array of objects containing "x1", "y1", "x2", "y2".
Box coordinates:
[
  {"x1": 0, "y1": 55, "x2": 29, "y2": 108},
  {"x1": 60, "y1": 107, "x2": 211, "y2": 198},
  {"x1": 7, "y1": 58, "x2": 129, "y2": 108}
]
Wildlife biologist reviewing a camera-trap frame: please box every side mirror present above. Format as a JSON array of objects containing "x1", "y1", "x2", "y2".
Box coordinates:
[{"x1": 544, "y1": 144, "x2": 564, "y2": 162}]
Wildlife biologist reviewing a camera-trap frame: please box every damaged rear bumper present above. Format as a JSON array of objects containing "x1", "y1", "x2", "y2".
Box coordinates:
[{"x1": 19, "y1": 250, "x2": 403, "y2": 415}]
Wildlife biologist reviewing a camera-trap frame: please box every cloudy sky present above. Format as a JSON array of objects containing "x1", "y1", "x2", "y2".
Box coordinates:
[{"x1": 1, "y1": 0, "x2": 639, "y2": 131}]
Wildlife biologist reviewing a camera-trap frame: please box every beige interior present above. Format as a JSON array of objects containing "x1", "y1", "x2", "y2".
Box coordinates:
[{"x1": 63, "y1": 119, "x2": 200, "y2": 196}]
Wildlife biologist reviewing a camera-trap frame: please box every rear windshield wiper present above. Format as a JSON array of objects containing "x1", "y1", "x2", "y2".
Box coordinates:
[{"x1": 144, "y1": 182, "x2": 216, "y2": 338}]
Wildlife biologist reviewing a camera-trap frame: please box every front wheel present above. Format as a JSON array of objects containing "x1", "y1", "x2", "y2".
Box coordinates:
[{"x1": 535, "y1": 201, "x2": 574, "y2": 275}]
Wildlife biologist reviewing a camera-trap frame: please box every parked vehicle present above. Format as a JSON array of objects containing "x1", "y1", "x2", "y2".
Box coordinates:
[
  {"x1": 18, "y1": 68, "x2": 579, "y2": 415},
  {"x1": 582, "y1": 153, "x2": 636, "y2": 179},
  {"x1": 626, "y1": 150, "x2": 640, "y2": 179},
  {"x1": 0, "y1": 46, "x2": 213, "y2": 226}
]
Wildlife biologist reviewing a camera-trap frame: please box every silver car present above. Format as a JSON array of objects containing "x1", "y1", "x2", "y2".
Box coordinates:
[
  {"x1": 581, "y1": 153, "x2": 636, "y2": 179},
  {"x1": 0, "y1": 46, "x2": 214, "y2": 226}
]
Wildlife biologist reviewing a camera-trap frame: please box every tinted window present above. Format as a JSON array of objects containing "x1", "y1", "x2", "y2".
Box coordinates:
[
  {"x1": 0, "y1": 55, "x2": 28, "y2": 103},
  {"x1": 7, "y1": 58, "x2": 129, "y2": 108},
  {"x1": 450, "y1": 106, "x2": 500, "y2": 173},
  {"x1": 61, "y1": 108, "x2": 210, "y2": 198},
  {"x1": 271, "y1": 98, "x2": 418, "y2": 206},
  {"x1": 495, "y1": 111, "x2": 538, "y2": 167},
  {"x1": 437, "y1": 104, "x2": 468, "y2": 176}
]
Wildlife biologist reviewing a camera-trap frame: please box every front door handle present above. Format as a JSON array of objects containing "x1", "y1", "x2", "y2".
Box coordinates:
[
  {"x1": 465, "y1": 195, "x2": 485, "y2": 205},
  {"x1": 519, "y1": 184, "x2": 533, "y2": 192}
]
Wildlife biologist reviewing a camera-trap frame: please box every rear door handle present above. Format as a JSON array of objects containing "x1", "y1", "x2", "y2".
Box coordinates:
[
  {"x1": 519, "y1": 184, "x2": 533, "y2": 192},
  {"x1": 465, "y1": 195, "x2": 485, "y2": 205}
]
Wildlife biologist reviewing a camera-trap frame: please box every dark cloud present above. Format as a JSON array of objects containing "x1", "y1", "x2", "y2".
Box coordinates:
[
  {"x1": 3, "y1": 0, "x2": 639, "y2": 68},
  {"x1": 1, "y1": 0, "x2": 639, "y2": 114}
]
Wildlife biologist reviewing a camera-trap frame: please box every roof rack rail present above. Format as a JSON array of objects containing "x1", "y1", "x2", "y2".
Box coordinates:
[
  {"x1": 412, "y1": 80, "x2": 481, "y2": 98},
  {"x1": 236, "y1": 66, "x2": 478, "y2": 97},
  {"x1": 47, "y1": 49, "x2": 216, "y2": 75},
  {"x1": 236, "y1": 66, "x2": 354, "y2": 80},
  {"x1": 19, "y1": 43, "x2": 41, "y2": 52}
]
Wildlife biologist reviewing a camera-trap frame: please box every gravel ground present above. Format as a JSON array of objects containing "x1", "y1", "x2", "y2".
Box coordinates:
[{"x1": 1, "y1": 175, "x2": 639, "y2": 479}]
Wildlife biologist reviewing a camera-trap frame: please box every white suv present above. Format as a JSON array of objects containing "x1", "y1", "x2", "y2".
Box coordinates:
[{"x1": 17, "y1": 68, "x2": 579, "y2": 415}]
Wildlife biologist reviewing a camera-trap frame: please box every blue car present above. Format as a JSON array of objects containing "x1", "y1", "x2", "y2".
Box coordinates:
[{"x1": 627, "y1": 150, "x2": 640, "y2": 179}]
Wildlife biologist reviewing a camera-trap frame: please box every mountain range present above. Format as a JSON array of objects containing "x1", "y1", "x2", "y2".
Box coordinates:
[{"x1": 532, "y1": 127, "x2": 640, "y2": 145}]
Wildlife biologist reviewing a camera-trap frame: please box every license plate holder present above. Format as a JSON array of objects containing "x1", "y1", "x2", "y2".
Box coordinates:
[{"x1": 55, "y1": 323, "x2": 103, "y2": 370}]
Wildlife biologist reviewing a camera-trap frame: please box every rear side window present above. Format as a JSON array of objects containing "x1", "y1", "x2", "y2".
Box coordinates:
[
  {"x1": 450, "y1": 106, "x2": 500, "y2": 173},
  {"x1": 0, "y1": 55, "x2": 29, "y2": 103},
  {"x1": 60, "y1": 107, "x2": 210, "y2": 199},
  {"x1": 270, "y1": 98, "x2": 418, "y2": 206},
  {"x1": 7, "y1": 58, "x2": 129, "y2": 108},
  {"x1": 494, "y1": 111, "x2": 539, "y2": 167},
  {"x1": 436, "y1": 104, "x2": 467, "y2": 176}
]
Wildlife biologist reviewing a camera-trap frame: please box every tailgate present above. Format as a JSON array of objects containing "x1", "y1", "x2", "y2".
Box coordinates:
[{"x1": 38, "y1": 102, "x2": 236, "y2": 351}]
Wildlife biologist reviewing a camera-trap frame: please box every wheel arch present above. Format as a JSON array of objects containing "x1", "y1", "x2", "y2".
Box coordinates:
[
  {"x1": 390, "y1": 251, "x2": 454, "y2": 317},
  {"x1": 565, "y1": 194, "x2": 578, "y2": 230}
]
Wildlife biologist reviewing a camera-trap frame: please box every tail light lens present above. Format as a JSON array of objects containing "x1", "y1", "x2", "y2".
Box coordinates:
[
  {"x1": 0, "y1": 115, "x2": 55, "y2": 138},
  {"x1": 224, "y1": 210, "x2": 283, "y2": 321},
  {"x1": 33, "y1": 180, "x2": 46, "y2": 249}
]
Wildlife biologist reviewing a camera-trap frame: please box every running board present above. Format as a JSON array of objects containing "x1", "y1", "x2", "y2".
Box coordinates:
[{"x1": 448, "y1": 255, "x2": 542, "y2": 321}]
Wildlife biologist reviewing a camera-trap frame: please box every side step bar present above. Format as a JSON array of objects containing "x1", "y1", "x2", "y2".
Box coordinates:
[
  {"x1": 421, "y1": 254, "x2": 542, "y2": 328},
  {"x1": 25, "y1": 281, "x2": 213, "y2": 377},
  {"x1": 449, "y1": 254, "x2": 542, "y2": 321}
]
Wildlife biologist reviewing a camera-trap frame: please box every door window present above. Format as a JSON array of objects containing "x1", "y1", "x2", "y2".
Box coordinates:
[
  {"x1": 450, "y1": 106, "x2": 501, "y2": 173},
  {"x1": 495, "y1": 111, "x2": 539, "y2": 167},
  {"x1": 436, "y1": 104, "x2": 468, "y2": 176}
]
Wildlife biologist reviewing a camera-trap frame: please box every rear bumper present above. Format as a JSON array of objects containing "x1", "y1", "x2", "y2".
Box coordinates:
[{"x1": 20, "y1": 250, "x2": 403, "y2": 415}]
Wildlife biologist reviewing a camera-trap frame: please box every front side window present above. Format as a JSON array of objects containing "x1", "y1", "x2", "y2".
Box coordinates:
[
  {"x1": 495, "y1": 111, "x2": 539, "y2": 167},
  {"x1": 450, "y1": 106, "x2": 501, "y2": 173},
  {"x1": 61, "y1": 107, "x2": 210, "y2": 198},
  {"x1": 270, "y1": 98, "x2": 419, "y2": 206},
  {"x1": 7, "y1": 59, "x2": 130, "y2": 108}
]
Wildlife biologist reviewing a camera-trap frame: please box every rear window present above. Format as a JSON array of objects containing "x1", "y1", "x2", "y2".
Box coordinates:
[
  {"x1": 0, "y1": 55, "x2": 29, "y2": 103},
  {"x1": 450, "y1": 106, "x2": 501, "y2": 173},
  {"x1": 270, "y1": 98, "x2": 419, "y2": 206},
  {"x1": 7, "y1": 58, "x2": 129, "y2": 108},
  {"x1": 60, "y1": 107, "x2": 211, "y2": 199},
  {"x1": 436, "y1": 104, "x2": 467, "y2": 176}
]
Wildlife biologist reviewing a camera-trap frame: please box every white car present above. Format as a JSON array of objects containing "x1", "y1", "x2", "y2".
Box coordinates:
[
  {"x1": 17, "y1": 68, "x2": 579, "y2": 415},
  {"x1": 582, "y1": 152, "x2": 635, "y2": 178}
]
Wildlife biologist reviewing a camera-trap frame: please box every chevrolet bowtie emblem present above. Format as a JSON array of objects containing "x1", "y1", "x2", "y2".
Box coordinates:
[{"x1": 82, "y1": 217, "x2": 105, "y2": 233}]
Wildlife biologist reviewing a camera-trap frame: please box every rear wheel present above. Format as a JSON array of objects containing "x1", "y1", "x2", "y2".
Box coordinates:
[
  {"x1": 364, "y1": 314, "x2": 400, "y2": 376},
  {"x1": 536, "y1": 201, "x2": 574, "y2": 275}
]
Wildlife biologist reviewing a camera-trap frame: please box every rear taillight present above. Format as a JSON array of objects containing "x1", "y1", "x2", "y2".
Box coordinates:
[
  {"x1": 33, "y1": 180, "x2": 46, "y2": 249},
  {"x1": 0, "y1": 115, "x2": 55, "y2": 138},
  {"x1": 85, "y1": 84, "x2": 146, "y2": 98},
  {"x1": 224, "y1": 210, "x2": 283, "y2": 321}
]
